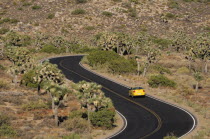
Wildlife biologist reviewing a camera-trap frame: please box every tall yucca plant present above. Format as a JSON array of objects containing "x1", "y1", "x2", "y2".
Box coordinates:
[
  {"x1": 44, "y1": 82, "x2": 69, "y2": 126},
  {"x1": 33, "y1": 62, "x2": 64, "y2": 95}
]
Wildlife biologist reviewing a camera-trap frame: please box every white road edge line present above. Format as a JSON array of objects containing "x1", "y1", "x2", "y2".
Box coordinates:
[
  {"x1": 43, "y1": 55, "x2": 128, "y2": 139},
  {"x1": 79, "y1": 62, "x2": 197, "y2": 139}
]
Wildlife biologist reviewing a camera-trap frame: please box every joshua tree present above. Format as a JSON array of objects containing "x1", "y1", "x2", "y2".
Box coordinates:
[
  {"x1": 193, "y1": 72, "x2": 203, "y2": 92},
  {"x1": 6, "y1": 47, "x2": 34, "y2": 85},
  {"x1": 74, "y1": 81, "x2": 113, "y2": 132},
  {"x1": 44, "y1": 82, "x2": 69, "y2": 126},
  {"x1": 191, "y1": 34, "x2": 210, "y2": 73},
  {"x1": 142, "y1": 46, "x2": 161, "y2": 77},
  {"x1": 33, "y1": 62, "x2": 64, "y2": 95},
  {"x1": 172, "y1": 31, "x2": 192, "y2": 52}
]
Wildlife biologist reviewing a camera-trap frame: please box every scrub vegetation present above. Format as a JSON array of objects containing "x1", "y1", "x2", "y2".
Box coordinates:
[{"x1": 0, "y1": 0, "x2": 209, "y2": 138}]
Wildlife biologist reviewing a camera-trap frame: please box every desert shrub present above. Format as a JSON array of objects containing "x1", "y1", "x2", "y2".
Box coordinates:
[
  {"x1": 75, "y1": 0, "x2": 87, "y2": 3},
  {"x1": 22, "y1": 101, "x2": 49, "y2": 111},
  {"x1": 152, "y1": 64, "x2": 171, "y2": 74},
  {"x1": 108, "y1": 58, "x2": 136, "y2": 74},
  {"x1": 0, "y1": 81, "x2": 9, "y2": 90},
  {"x1": 69, "y1": 110, "x2": 87, "y2": 119},
  {"x1": 128, "y1": 7, "x2": 137, "y2": 17},
  {"x1": 63, "y1": 133, "x2": 80, "y2": 139},
  {"x1": 87, "y1": 50, "x2": 120, "y2": 66},
  {"x1": 0, "y1": 124, "x2": 17, "y2": 137},
  {"x1": 71, "y1": 9, "x2": 86, "y2": 15},
  {"x1": 62, "y1": 117, "x2": 89, "y2": 133},
  {"x1": 0, "y1": 113, "x2": 10, "y2": 126},
  {"x1": 85, "y1": 26, "x2": 95, "y2": 30},
  {"x1": 47, "y1": 13, "x2": 55, "y2": 19},
  {"x1": 102, "y1": 11, "x2": 113, "y2": 17},
  {"x1": 176, "y1": 67, "x2": 190, "y2": 74},
  {"x1": 0, "y1": 28, "x2": 9, "y2": 34},
  {"x1": 87, "y1": 50, "x2": 136, "y2": 74},
  {"x1": 5, "y1": 32, "x2": 31, "y2": 47},
  {"x1": 129, "y1": 0, "x2": 139, "y2": 4},
  {"x1": 0, "y1": 64, "x2": 6, "y2": 70},
  {"x1": 168, "y1": 0, "x2": 179, "y2": 9},
  {"x1": 32, "y1": 5, "x2": 41, "y2": 10},
  {"x1": 152, "y1": 38, "x2": 172, "y2": 49},
  {"x1": 165, "y1": 13, "x2": 176, "y2": 19},
  {"x1": 9, "y1": 19, "x2": 19, "y2": 24},
  {"x1": 40, "y1": 44, "x2": 60, "y2": 53},
  {"x1": 90, "y1": 109, "x2": 115, "y2": 129},
  {"x1": 22, "y1": 2, "x2": 31, "y2": 6},
  {"x1": 21, "y1": 70, "x2": 38, "y2": 88},
  {"x1": 148, "y1": 75, "x2": 176, "y2": 88}
]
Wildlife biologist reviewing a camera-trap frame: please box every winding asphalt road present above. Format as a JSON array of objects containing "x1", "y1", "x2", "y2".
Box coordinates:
[{"x1": 49, "y1": 55, "x2": 196, "y2": 139}]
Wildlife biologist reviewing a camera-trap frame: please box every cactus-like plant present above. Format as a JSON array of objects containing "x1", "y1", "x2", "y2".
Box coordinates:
[
  {"x1": 33, "y1": 62, "x2": 64, "y2": 95},
  {"x1": 6, "y1": 47, "x2": 34, "y2": 85},
  {"x1": 44, "y1": 82, "x2": 69, "y2": 126},
  {"x1": 74, "y1": 81, "x2": 113, "y2": 132},
  {"x1": 172, "y1": 31, "x2": 192, "y2": 52},
  {"x1": 191, "y1": 33, "x2": 210, "y2": 73},
  {"x1": 142, "y1": 46, "x2": 161, "y2": 77}
]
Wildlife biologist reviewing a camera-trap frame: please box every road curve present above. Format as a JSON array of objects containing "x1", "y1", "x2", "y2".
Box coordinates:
[{"x1": 49, "y1": 55, "x2": 196, "y2": 139}]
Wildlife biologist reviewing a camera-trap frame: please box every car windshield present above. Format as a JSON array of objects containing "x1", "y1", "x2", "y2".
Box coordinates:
[{"x1": 131, "y1": 87, "x2": 143, "y2": 90}]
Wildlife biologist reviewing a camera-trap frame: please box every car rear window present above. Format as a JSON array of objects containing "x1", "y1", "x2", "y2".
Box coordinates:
[{"x1": 132, "y1": 87, "x2": 143, "y2": 90}]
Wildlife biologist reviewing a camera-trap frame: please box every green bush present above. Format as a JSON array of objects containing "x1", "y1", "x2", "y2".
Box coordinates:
[
  {"x1": 102, "y1": 11, "x2": 113, "y2": 17},
  {"x1": 90, "y1": 109, "x2": 115, "y2": 129},
  {"x1": 87, "y1": 50, "x2": 120, "y2": 66},
  {"x1": 0, "y1": 81, "x2": 9, "y2": 90},
  {"x1": 22, "y1": 101, "x2": 49, "y2": 111},
  {"x1": 168, "y1": 0, "x2": 179, "y2": 9},
  {"x1": 40, "y1": 44, "x2": 60, "y2": 53},
  {"x1": 0, "y1": 124, "x2": 17, "y2": 137},
  {"x1": 32, "y1": 5, "x2": 41, "y2": 10},
  {"x1": 165, "y1": 13, "x2": 176, "y2": 19},
  {"x1": 21, "y1": 70, "x2": 38, "y2": 88},
  {"x1": 152, "y1": 65, "x2": 171, "y2": 74},
  {"x1": 47, "y1": 13, "x2": 55, "y2": 19},
  {"x1": 85, "y1": 26, "x2": 95, "y2": 30},
  {"x1": 0, "y1": 64, "x2": 6, "y2": 70},
  {"x1": 5, "y1": 32, "x2": 31, "y2": 47},
  {"x1": 129, "y1": 0, "x2": 139, "y2": 4},
  {"x1": 152, "y1": 38, "x2": 172, "y2": 49},
  {"x1": 22, "y1": 2, "x2": 32, "y2": 6},
  {"x1": 108, "y1": 58, "x2": 136, "y2": 74},
  {"x1": 148, "y1": 75, "x2": 176, "y2": 88},
  {"x1": 75, "y1": 0, "x2": 87, "y2": 3},
  {"x1": 63, "y1": 117, "x2": 89, "y2": 133},
  {"x1": 63, "y1": 133, "x2": 80, "y2": 139},
  {"x1": 0, "y1": 28, "x2": 9, "y2": 34},
  {"x1": 87, "y1": 50, "x2": 136, "y2": 74},
  {"x1": 69, "y1": 110, "x2": 87, "y2": 119},
  {"x1": 128, "y1": 7, "x2": 137, "y2": 17},
  {"x1": 71, "y1": 9, "x2": 86, "y2": 15},
  {"x1": 0, "y1": 113, "x2": 10, "y2": 126}
]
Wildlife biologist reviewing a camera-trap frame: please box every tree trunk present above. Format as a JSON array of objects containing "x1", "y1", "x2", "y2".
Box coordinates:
[
  {"x1": 37, "y1": 84, "x2": 41, "y2": 95},
  {"x1": 195, "y1": 81, "x2": 199, "y2": 92},
  {"x1": 87, "y1": 105, "x2": 91, "y2": 134},
  {"x1": 13, "y1": 74, "x2": 17, "y2": 86},
  {"x1": 204, "y1": 61, "x2": 208, "y2": 73},
  {"x1": 137, "y1": 61, "x2": 140, "y2": 76},
  {"x1": 142, "y1": 65, "x2": 148, "y2": 77},
  {"x1": 54, "y1": 105, "x2": 59, "y2": 126}
]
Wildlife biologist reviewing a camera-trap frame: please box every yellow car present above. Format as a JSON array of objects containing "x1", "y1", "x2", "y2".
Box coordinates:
[{"x1": 129, "y1": 87, "x2": 146, "y2": 97}]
